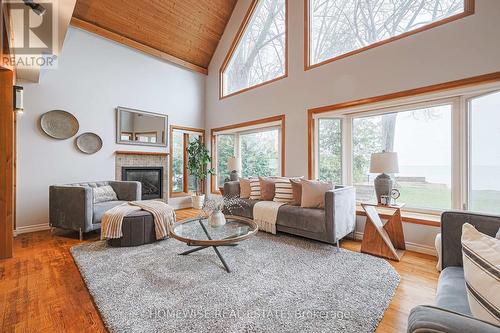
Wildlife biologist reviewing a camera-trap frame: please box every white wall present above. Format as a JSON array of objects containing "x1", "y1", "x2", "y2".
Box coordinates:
[
  {"x1": 17, "y1": 27, "x2": 205, "y2": 230},
  {"x1": 205, "y1": 0, "x2": 500, "y2": 251}
]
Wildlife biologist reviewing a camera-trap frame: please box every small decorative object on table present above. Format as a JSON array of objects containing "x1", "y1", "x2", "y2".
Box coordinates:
[
  {"x1": 202, "y1": 195, "x2": 249, "y2": 228},
  {"x1": 202, "y1": 196, "x2": 226, "y2": 227}
]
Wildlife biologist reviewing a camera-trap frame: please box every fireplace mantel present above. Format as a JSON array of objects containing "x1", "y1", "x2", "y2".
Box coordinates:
[{"x1": 115, "y1": 151, "x2": 169, "y2": 156}]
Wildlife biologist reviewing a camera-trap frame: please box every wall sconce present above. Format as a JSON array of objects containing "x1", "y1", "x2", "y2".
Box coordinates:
[{"x1": 13, "y1": 86, "x2": 24, "y2": 114}]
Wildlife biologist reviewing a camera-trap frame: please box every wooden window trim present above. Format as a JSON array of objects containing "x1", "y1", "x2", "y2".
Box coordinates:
[
  {"x1": 304, "y1": 0, "x2": 475, "y2": 71},
  {"x1": 219, "y1": 0, "x2": 289, "y2": 100},
  {"x1": 355, "y1": 205, "x2": 441, "y2": 227},
  {"x1": 169, "y1": 125, "x2": 205, "y2": 197},
  {"x1": 211, "y1": 115, "x2": 286, "y2": 193}
]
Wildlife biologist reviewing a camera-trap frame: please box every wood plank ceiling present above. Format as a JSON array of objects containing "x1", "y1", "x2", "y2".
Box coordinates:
[{"x1": 72, "y1": 0, "x2": 237, "y2": 74}]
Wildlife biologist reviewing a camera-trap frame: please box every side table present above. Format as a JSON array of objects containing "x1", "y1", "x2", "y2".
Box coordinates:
[{"x1": 360, "y1": 203, "x2": 406, "y2": 261}]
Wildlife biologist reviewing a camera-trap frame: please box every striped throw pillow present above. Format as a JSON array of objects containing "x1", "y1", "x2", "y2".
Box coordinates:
[
  {"x1": 273, "y1": 177, "x2": 293, "y2": 203},
  {"x1": 249, "y1": 178, "x2": 261, "y2": 200},
  {"x1": 461, "y1": 223, "x2": 500, "y2": 326}
]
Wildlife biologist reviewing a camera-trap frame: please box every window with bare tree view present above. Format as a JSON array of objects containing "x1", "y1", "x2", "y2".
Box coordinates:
[
  {"x1": 309, "y1": 0, "x2": 467, "y2": 66},
  {"x1": 221, "y1": 0, "x2": 286, "y2": 97}
]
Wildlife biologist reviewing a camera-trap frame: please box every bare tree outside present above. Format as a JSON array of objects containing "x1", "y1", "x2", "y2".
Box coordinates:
[
  {"x1": 310, "y1": 0, "x2": 464, "y2": 64},
  {"x1": 222, "y1": 0, "x2": 286, "y2": 96}
]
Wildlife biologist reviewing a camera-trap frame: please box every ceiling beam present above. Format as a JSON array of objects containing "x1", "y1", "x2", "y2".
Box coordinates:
[{"x1": 70, "y1": 17, "x2": 208, "y2": 75}]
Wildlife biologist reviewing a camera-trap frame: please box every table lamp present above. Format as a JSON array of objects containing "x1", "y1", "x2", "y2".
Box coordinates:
[
  {"x1": 227, "y1": 157, "x2": 241, "y2": 181},
  {"x1": 370, "y1": 151, "x2": 399, "y2": 204}
]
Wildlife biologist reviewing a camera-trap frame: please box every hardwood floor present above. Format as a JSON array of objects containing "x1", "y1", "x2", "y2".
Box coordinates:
[{"x1": 0, "y1": 209, "x2": 438, "y2": 332}]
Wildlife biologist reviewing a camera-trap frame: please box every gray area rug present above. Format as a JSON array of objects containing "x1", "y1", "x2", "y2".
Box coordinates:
[{"x1": 71, "y1": 233, "x2": 400, "y2": 333}]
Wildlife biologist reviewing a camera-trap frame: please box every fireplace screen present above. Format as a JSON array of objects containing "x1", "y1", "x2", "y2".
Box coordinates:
[{"x1": 122, "y1": 167, "x2": 163, "y2": 200}]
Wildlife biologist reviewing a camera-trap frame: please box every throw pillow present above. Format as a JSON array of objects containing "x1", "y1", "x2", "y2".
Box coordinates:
[
  {"x1": 301, "y1": 179, "x2": 333, "y2": 209},
  {"x1": 273, "y1": 177, "x2": 293, "y2": 203},
  {"x1": 93, "y1": 185, "x2": 118, "y2": 203},
  {"x1": 290, "y1": 178, "x2": 302, "y2": 206},
  {"x1": 249, "y1": 178, "x2": 261, "y2": 200},
  {"x1": 239, "y1": 178, "x2": 251, "y2": 199},
  {"x1": 461, "y1": 223, "x2": 500, "y2": 326},
  {"x1": 496, "y1": 227, "x2": 500, "y2": 240},
  {"x1": 259, "y1": 177, "x2": 276, "y2": 201}
]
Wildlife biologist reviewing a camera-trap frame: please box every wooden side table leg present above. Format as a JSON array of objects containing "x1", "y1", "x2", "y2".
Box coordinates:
[{"x1": 383, "y1": 209, "x2": 406, "y2": 250}]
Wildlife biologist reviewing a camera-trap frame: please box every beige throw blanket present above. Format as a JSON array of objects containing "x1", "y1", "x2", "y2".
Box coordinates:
[
  {"x1": 253, "y1": 201, "x2": 284, "y2": 234},
  {"x1": 101, "y1": 200, "x2": 176, "y2": 240}
]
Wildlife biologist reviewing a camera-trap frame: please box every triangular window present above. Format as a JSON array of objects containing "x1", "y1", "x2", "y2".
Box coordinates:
[{"x1": 220, "y1": 0, "x2": 287, "y2": 98}]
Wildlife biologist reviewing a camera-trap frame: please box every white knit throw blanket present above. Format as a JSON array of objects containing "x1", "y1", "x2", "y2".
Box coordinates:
[
  {"x1": 101, "y1": 200, "x2": 176, "y2": 240},
  {"x1": 253, "y1": 201, "x2": 284, "y2": 234}
]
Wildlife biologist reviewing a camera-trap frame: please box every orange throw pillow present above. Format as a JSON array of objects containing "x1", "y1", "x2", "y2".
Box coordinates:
[
  {"x1": 259, "y1": 177, "x2": 276, "y2": 201},
  {"x1": 239, "y1": 178, "x2": 251, "y2": 199},
  {"x1": 290, "y1": 178, "x2": 302, "y2": 206},
  {"x1": 301, "y1": 179, "x2": 333, "y2": 209}
]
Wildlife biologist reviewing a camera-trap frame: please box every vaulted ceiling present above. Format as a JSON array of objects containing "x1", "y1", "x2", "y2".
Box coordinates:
[{"x1": 72, "y1": 0, "x2": 238, "y2": 74}]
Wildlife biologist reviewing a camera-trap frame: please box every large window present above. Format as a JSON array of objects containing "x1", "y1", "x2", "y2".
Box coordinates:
[
  {"x1": 307, "y1": 0, "x2": 472, "y2": 67},
  {"x1": 170, "y1": 126, "x2": 204, "y2": 196},
  {"x1": 468, "y1": 91, "x2": 500, "y2": 214},
  {"x1": 220, "y1": 0, "x2": 287, "y2": 98},
  {"x1": 352, "y1": 105, "x2": 452, "y2": 210},
  {"x1": 212, "y1": 116, "x2": 285, "y2": 191},
  {"x1": 311, "y1": 84, "x2": 500, "y2": 215}
]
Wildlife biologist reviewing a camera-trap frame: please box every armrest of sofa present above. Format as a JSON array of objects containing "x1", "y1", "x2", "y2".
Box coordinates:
[
  {"x1": 324, "y1": 186, "x2": 356, "y2": 242},
  {"x1": 408, "y1": 305, "x2": 500, "y2": 333},
  {"x1": 441, "y1": 211, "x2": 500, "y2": 269},
  {"x1": 108, "y1": 181, "x2": 142, "y2": 201},
  {"x1": 223, "y1": 181, "x2": 241, "y2": 197},
  {"x1": 49, "y1": 185, "x2": 93, "y2": 232}
]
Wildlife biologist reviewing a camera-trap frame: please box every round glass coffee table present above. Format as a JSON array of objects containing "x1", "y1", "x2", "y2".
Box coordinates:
[{"x1": 170, "y1": 215, "x2": 258, "y2": 272}]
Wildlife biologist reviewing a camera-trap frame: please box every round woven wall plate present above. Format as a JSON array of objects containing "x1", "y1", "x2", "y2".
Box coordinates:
[
  {"x1": 40, "y1": 110, "x2": 79, "y2": 139},
  {"x1": 76, "y1": 132, "x2": 103, "y2": 154}
]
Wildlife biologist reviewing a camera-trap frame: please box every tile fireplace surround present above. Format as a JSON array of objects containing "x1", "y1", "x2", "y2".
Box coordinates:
[{"x1": 115, "y1": 151, "x2": 169, "y2": 202}]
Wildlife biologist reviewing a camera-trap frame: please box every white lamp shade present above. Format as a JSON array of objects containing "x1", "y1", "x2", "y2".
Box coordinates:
[
  {"x1": 227, "y1": 157, "x2": 241, "y2": 172},
  {"x1": 370, "y1": 152, "x2": 399, "y2": 174}
]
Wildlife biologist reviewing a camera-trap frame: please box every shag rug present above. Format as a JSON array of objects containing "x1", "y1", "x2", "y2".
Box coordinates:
[{"x1": 71, "y1": 233, "x2": 400, "y2": 333}]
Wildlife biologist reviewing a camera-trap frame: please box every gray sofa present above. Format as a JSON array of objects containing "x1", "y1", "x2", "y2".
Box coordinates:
[
  {"x1": 407, "y1": 211, "x2": 500, "y2": 333},
  {"x1": 49, "y1": 181, "x2": 141, "y2": 240},
  {"x1": 223, "y1": 181, "x2": 356, "y2": 247}
]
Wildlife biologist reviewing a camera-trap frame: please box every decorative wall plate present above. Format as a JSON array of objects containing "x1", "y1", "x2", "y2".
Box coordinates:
[
  {"x1": 40, "y1": 110, "x2": 79, "y2": 139},
  {"x1": 76, "y1": 132, "x2": 103, "y2": 154}
]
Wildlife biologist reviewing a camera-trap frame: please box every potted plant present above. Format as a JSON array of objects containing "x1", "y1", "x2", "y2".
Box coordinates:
[{"x1": 187, "y1": 137, "x2": 214, "y2": 209}]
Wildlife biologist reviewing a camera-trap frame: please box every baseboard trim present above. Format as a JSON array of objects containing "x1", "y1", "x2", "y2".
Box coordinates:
[
  {"x1": 15, "y1": 223, "x2": 51, "y2": 235},
  {"x1": 353, "y1": 231, "x2": 437, "y2": 257}
]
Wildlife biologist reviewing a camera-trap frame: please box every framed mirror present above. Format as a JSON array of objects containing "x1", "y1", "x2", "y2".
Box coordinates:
[{"x1": 116, "y1": 107, "x2": 168, "y2": 147}]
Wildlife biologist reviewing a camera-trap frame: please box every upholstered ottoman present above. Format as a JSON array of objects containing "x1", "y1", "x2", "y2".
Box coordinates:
[{"x1": 107, "y1": 210, "x2": 158, "y2": 247}]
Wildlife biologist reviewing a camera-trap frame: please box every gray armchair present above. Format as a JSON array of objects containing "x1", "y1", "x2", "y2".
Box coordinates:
[
  {"x1": 407, "y1": 211, "x2": 500, "y2": 333},
  {"x1": 49, "y1": 181, "x2": 141, "y2": 240}
]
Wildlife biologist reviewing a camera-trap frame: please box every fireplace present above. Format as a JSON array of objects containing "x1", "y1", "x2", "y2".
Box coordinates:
[{"x1": 122, "y1": 167, "x2": 164, "y2": 200}]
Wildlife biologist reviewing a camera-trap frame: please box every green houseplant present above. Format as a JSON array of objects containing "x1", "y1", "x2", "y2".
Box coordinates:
[{"x1": 187, "y1": 137, "x2": 214, "y2": 209}]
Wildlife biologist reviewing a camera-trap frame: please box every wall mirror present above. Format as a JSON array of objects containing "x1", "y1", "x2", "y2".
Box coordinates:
[{"x1": 116, "y1": 106, "x2": 168, "y2": 147}]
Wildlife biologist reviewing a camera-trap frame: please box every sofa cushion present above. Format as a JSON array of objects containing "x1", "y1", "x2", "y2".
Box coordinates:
[
  {"x1": 93, "y1": 200, "x2": 127, "y2": 224},
  {"x1": 461, "y1": 223, "x2": 500, "y2": 325},
  {"x1": 249, "y1": 178, "x2": 261, "y2": 200},
  {"x1": 273, "y1": 177, "x2": 293, "y2": 203},
  {"x1": 301, "y1": 179, "x2": 333, "y2": 209},
  {"x1": 276, "y1": 205, "x2": 326, "y2": 233},
  {"x1": 436, "y1": 267, "x2": 472, "y2": 316},
  {"x1": 93, "y1": 185, "x2": 118, "y2": 203},
  {"x1": 239, "y1": 178, "x2": 251, "y2": 199},
  {"x1": 259, "y1": 177, "x2": 276, "y2": 201},
  {"x1": 290, "y1": 179, "x2": 302, "y2": 206}
]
